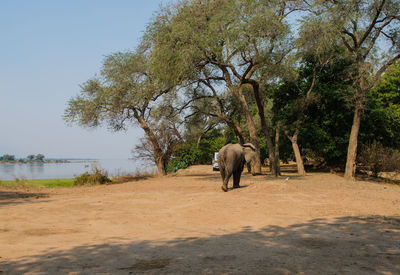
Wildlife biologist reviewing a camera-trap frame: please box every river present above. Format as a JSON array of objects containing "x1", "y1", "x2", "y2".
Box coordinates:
[{"x1": 0, "y1": 159, "x2": 153, "y2": 181}]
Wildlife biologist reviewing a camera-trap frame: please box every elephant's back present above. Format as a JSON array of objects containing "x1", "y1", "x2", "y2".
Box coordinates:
[{"x1": 217, "y1": 144, "x2": 243, "y2": 166}]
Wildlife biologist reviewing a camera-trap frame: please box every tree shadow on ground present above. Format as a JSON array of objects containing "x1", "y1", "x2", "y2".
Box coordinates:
[
  {"x1": 2, "y1": 215, "x2": 400, "y2": 274},
  {"x1": 0, "y1": 190, "x2": 49, "y2": 207}
]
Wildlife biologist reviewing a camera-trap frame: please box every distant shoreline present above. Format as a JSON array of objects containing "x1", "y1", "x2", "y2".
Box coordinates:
[{"x1": 0, "y1": 160, "x2": 71, "y2": 164}]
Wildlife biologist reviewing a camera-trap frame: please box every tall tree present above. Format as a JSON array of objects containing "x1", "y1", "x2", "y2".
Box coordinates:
[
  {"x1": 306, "y1": 0, "x2": 400, "y2": 179},
  {"x1": 64, "y1": 51, "x2": 176, "y2": 175},
  {"x1": 146, "y1": 0, "x2": 296, "y2": 175}
]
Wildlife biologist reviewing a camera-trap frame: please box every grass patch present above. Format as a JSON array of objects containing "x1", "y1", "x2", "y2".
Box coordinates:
[
  {"x1": 0, "y1": 178, "x2": 75, "y2": 188},
  {"x1": 0, "y1": 167, "x2": 157, "y2": 188}
]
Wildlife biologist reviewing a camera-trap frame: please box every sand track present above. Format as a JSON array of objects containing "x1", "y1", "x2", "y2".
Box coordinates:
[{"x1": 1, "y1": 165, "x2": 400, "y2": 274}]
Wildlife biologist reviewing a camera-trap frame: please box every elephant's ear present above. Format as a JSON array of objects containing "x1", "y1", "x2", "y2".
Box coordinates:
[
  {"x1": 243, "y1": 144, "x2": 256, "y2": 163},
  {"x1": 242, "y1": 143, "x2": 256, "y2": 151}
]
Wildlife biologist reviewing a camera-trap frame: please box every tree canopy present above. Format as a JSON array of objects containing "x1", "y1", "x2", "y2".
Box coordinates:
[{"x1": 65, "y1": 0, "x2": 400, "y2": 178}]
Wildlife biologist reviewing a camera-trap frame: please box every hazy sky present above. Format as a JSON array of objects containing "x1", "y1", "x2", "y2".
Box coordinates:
[{"x1": 0, "y1": 0, "x2": 169, "y2": 159}]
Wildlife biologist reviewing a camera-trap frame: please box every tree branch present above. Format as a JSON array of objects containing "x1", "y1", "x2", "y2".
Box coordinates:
[
  {"x1": 368, "y1": 53, "x2": 400, "y2": 90},
  {"x1": 359, "y1": 0, "x2": 387, "y2": 47}
]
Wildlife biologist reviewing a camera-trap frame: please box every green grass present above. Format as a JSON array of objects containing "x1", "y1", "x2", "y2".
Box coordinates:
[{"x1": 0, "y1": 178, "x2": 75, "y2": 188}]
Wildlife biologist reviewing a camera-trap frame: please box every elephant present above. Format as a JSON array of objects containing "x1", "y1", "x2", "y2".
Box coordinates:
[{"x1": 217, "y1": 143, "x2": 257, "y2": 192}]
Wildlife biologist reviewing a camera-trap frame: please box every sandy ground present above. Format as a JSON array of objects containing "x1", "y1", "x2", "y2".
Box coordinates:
[{"x1": 1, "y1": 165, "x2": 400, "y2": 274}]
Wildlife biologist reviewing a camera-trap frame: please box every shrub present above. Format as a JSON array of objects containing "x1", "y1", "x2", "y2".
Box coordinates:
[
  {"x1": 166, "y1": 145, "x2": 201, "y2": 173},
  {"x1": 74, "y1": 165, "x2": 112, "y2": 185},
  {"x1": 358, "y1": 140, "x2": 400, "y2": 178}
]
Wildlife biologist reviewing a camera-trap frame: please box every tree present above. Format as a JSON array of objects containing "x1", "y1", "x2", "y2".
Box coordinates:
[
  {"x1": 35, "y1": 154, "x2": 45, "y2": 162},
  {"x1": 306, "y1": 0, "x2": 400, "y2": 179},
  {"x1": 0, "y1": 154, "x2": 15, "y2": 162},
  {"x1": 165, "y1": 128, "x2": 226, "y2": 173},
  {"x1": 369, "y1": 61, "x2": 400, "y2": 143},
  {"x1": 64, "y1": 50, "x2": 176, "y2": 175},
  {"x1": 364, "y1": 61, "x2": 400, "y2": 148},
  {"x1": 273, "y1": 53, "x2": 354, "y2": 168},
  {"x1": 186, "y1": 85, "x2": 248, "y2": 145},
  {"x1": 146, "y1": 0, "x2": 297, "y2": 175},
  {"x1": 273, "y1": 56, "x2": 400, "y2": 170},
  {"x1": 27, "y1": 155, "x2": 35, "y2": 161}
]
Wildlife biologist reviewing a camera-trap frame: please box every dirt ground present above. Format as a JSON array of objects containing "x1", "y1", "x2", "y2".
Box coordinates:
[{"x1": 1, "y1": 165, "x2": 400, "y2": 274}]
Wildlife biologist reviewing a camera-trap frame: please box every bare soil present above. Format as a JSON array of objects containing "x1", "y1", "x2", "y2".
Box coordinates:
[{"x1": 1, "y1": 165, "x2": 400, "y2": 274}]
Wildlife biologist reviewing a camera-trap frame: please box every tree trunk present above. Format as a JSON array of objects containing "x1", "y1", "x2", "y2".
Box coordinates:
[
  {"x1": 221, "y1": 113, "x2": 247, "y2": 145},
  {"x1": 137, "y1": 115, "x2": 166, "y2": 175},
  {"x1": 196, "y1": 134, "x2": 204, "y2": 148},
  {"x1": 344, "y1": 105, "x2": 362, "y2": 180},
  {"x1": 292, "y1": 139, "x2": 305, "y2": 176},
  {"x1": 286, "y1": 129, "x2": 305, "y2": 176},
  {"x1": 155, "y1": 157, "x2": 167, "y2": 176},
  {"x1": 274, "y1": 122, "x2": 281, "y2": 176},
  {"x1": 232, "y1": 87, "x2": 262, "y2": 174},
  {"x1": 251, "y1": 82, "x2": 277, "y2": 176}
]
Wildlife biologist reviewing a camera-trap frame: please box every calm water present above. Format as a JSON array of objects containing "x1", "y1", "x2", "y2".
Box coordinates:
[{"x1": 0, "y1": 159, "x2": 153, "y2": 180}]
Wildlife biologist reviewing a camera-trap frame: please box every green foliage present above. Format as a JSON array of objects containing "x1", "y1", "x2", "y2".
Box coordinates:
[
  {"x1": 271, "y1": 55, "x2": 354, "y2": 167},
  {"x1": 74, "y1": 166, "x2": 112, "y2": 186},
  {"x1": 358, "y1": 141, "x2": 400, "y2": 178},
  {"x1": 272, "y1": 58, "x2": 400, "y2": 168},
  {"x1": 166, "y1": 129, "x2": 225, "y2": 173},
  {"x1": 27, "y1": 155, "x2": 35, "y2": 161},
  {"x1": 166, "y1": 144, "x2": 201, "y2": 173},
  {"x1": 197, "y1": 129, "x2": 226, "y2": 163},
  {"x1": 64, "y1": 50, "x2": 164, "y2": 131},
  {"x1": 147, "y1": 0, "x2": 291, "y2": 85},
  {"x1": 366, "y1": 62, "x2": 400, "y2": 148}
]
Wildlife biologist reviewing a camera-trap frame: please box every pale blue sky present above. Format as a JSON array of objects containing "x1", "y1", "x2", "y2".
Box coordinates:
[{"x1": 0, "y1": 0, "x2": 169, "y2": 159}]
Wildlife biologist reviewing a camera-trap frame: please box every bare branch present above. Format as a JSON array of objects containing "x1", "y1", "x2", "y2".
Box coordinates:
[
  {"x1": 342, "y1": 29, "x2": 358, "y2": 49},
  {"x1": 359, "y1": 0, "x2": 387, "y2": 47},
  {"x1": 363, "y1": 18, "x2": 394, "y2": 59},
  {"x1": 369, "y1": 53, "x2": 400, "y2": 90},
  {"x1": 341, "y1": 36, "x2": 354, "y2": 52}
]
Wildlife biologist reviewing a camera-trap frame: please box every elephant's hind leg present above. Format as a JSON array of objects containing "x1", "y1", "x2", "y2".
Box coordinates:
[
  {"x1": 219, "y1": 167, "x2": 225, "y2": 181},
  {"x1": 222, "y1": 169, "x2": 231, "y2": 192},
  {"x1": 233, "y1": 170, "x2": 241, "y2": 188}
]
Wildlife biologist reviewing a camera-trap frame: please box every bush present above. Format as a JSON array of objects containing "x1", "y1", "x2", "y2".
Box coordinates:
[
  {"x1": 166, "y1": 145, "x2": 201, "y2": 174},
  {"x1": 358, "y1": 141, "x2": 400, "y2": 178},
  {"x1": 166, "y1": 129, "x2": 226, "y2": 174},
  {"x1": 74, "y1": 165, "x2": 112, "y2": 185}
]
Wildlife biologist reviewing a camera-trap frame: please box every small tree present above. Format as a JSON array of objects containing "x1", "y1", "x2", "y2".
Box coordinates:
[{"x1": 27, "y1": 155, "x2": 35, "y2": 161}]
